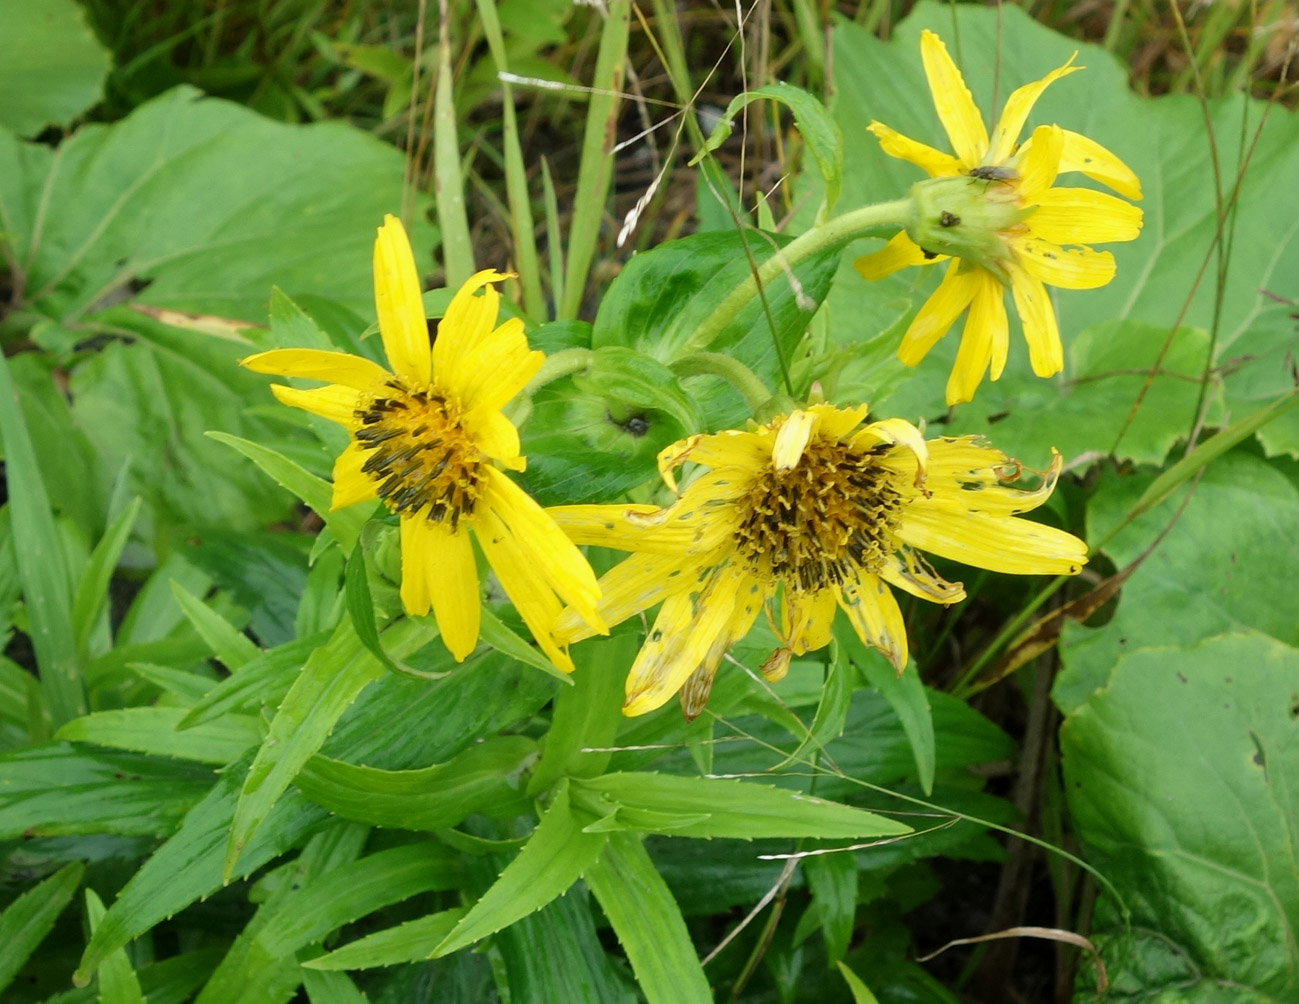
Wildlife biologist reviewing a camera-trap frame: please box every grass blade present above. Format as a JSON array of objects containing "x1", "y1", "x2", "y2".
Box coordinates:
[
  {"x1": 0, "y1": 351, "x2": 85, "y2": 724},
  {"x1": 0, "y1": 861, "x2": 84, "y2": 995},
  {"x1": 71, "y1": 497, "x2": 141, "y2": 657},
  {"x1": 434, "y1": 3, "x2": 474, "y2": 285},
  {"x1": 559, "y1": 0, "x2": 630, "y2": 319}
]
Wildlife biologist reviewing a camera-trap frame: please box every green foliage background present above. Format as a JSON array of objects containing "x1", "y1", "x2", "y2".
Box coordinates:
[{"x1": 0, "y1": 1, "x2": 1296, "y2": 1002}]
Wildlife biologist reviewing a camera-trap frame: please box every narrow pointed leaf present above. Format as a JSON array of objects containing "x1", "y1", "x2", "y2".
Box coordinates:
[
  {"x1": 71, "y1": 497, "x2": 142, "y2": 653},
  {"x1": 177, "y1": 632, "x2": 328, "y2": 729},
  {"x1": 170, "y1": 581, "x2": 261, "y2": 671},
  {"x1": 304, "y1": 909, "x2": 466, "y2": 970},
  {"x1": 55, "y1": 708, "x2": 260, "y2": 764},
  {"x1": 85, "y1": 889, "x2": 146, "y2": 1004},
  {"x1": 0, "y1": 861, "x2": 84, "y2": 995},
  {"x1": 573, "y1": 773, "x2": 912, "y2": 840},
  {"x1": 584, "y1": 832, "x2": 711, "y2": 1004},
  {"x1": 432, "y1": 783, "x2": 608, "y2": 957}
]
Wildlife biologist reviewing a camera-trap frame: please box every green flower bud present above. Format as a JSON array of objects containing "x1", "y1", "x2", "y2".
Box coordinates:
[{"x1": 904, "y1": 175, "x2": 1033, "y2": 285}]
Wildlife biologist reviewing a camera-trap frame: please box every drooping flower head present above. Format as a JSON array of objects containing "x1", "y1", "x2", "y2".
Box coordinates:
[
  {"x1": 550, "y1": 403, "x2": 1087, "y2": 718},
  {"x1": 855, "y1": 30, "x2": 1143, "y2": 405},
  {"x1": 242, "y1": 215, "x2": 605, "y2": 670}
]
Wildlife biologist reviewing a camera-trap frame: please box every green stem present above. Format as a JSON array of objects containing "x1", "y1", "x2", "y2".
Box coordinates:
[
  {"x1": 525, "y1": 348, "x2": 592, "y2": 394},
  {"x1": 670, "y1": 352, "x2": 773, "y2": 413},
  {"x1": 678, "y1": 199, "x2": 912, "y2": 358}
]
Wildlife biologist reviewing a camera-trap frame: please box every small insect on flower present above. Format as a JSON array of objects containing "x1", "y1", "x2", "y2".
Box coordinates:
[
  {"x1": 854, "y1": 30, "x2": 1144, "y2": 405},
  {"x1": 241, "y1": 215, "x2": 605, "y2": 670},
  {"x1": 548, "y1": 404, "x2": 1087, "y2": 719}
]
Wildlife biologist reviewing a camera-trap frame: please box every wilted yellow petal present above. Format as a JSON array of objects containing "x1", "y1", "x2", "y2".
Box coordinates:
[{"x1": 1014, "y1": 237, "x2": 1116, "y2": 290}]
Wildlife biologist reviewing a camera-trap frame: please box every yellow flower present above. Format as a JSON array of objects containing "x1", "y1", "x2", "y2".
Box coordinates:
[
  {"x1": 855, "y1": 29, "x2": 1143, "y2": 405},
  {"x1": 550, "y1": 403, "x2": 1087, "y2": 718},
  {"x1": 242, "y1": 215, "x2": 605, "y2": 670}
]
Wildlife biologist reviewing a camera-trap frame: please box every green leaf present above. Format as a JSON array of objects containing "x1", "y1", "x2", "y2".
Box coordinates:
[
  {"x1": 478, "y1": 606, "x2": 573, "y2": 684},
  {"x1": 304, "y1": 909, "x2": 466, "y2": 970},
  {"x1": 70, "y1": 497, "x2": 142, "y2": 656},
  {"x1": 590, "y1": 230, "x2": 843, "y2": 425},
  {"x1": 1056, "y1": 452, "x2": 1299, "y2": 712},
  {"x1": 55, "y1": 708, "x2": 260, "y2": 765},
  {"x1": 0, "y1": 0, "x2": 110, "y2": 135},
  {"x1": 342, "y1": 546, "x2": 400, "y2": 675},
  {"x1": 584, "y1": 832, "x2": 711, "y2": 1004},
  {"x1": 0, "y1": 351, "x2": 85, "y2": 725},
  {"x1": 0, "y1": 744, "x2": 211, "y2": 838},
  {"x1": 296, "y1": 736, "x2": 535, "y2": 829},
  {"x1": 432, "y1": 782, "x2": 610, "y2": 957},
  {"x1": 177, "y1": 632, "x2": 329, "y2": 730},
  {"x1": 529, "y1": 633, "x2": 638, "y2": 795},
  {"x1": 805, "y1": 850, "x2": 858, "y2": 965},
  {"x1": 75, "y1": 757, "x2": 328, "y2": 982},
  {"x1": 169, "y1": 580, "x2": 261, "y2": 671},
  {"x1": 224, "y1": 617, "x2": 388, "y2": 880},
  {"x1": 301, "y1": 969, "x2": 370, "y2": 1004},
  {"x1": 572, "y1": 772, "x2": 913, "y2": 840},
  {"x1": 0, "y1": 861, "x2": 84, "y2": 995},
  {"x1": 1061, "y1": 632, "x2": 1299, "y2": 999},
  {"x1": 207, "y1": 431, "x2": 368, "y2": 556},
  {"x1": 837, "y1": 622, "x2": 936, "y2": 796},
  {"x1": 698, "y1": 83, "x2": 843, "y2": 220},
  {"x1": 85, "y1": 889, "x2": 147, "y2": 1004},
  {"x1": 835, "y1": 961, "x2": 883, "y2": 1004}
]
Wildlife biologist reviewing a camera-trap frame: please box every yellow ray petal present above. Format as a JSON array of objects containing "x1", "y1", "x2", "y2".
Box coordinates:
[
  {"x1": 1027, "y1": 188, "x2": 1143, "y2": 245},
  {"x1": 555, "y1": 551, "x2": 687, "y2": 645},
  {"x1": 1014, "y1": 124, "x2": 1063, "y2": 202},
  {"x1": 897, "y1": 498, "x2": 1088, "y2": 575},
  {"x1": 1009, "y1": 266, "x2": 1063, "y2": 377},
  {"x1": 854, "y1": 418, "x2": 930, "y2": 476},
  {"x1": 854, "y1": 230, "x2": 943, "y2": 282},
  {"x1": 1014, "y1": 237, "x2": 1116, "y2": 290},
  {"x1": 270, "y1": 383, "x2": 360, "y2": 427},
  {"x1": 986, "y1": 55, "x2": 1080, "y2": 164},
  {"x1": 807, "y1": 402, "x2": 869, "y2": 440},
  {"x1": 867, "y1": 120, "x2": 965, "y2": 176},
  {"x1": 1058, "y1": 130, "x2": 1142, "y2": 200},
  {"x1": 331, "y1": 442, "x2": 379, "y2": 510},
  {"x1": 656, "y1": 429, "x2": 767, "y2": 493},
  {"x1": 427, "y1": 520, "x2": 481, "y2": 661},
  {"x1": 547, "y1": 503, "x2": 667, "y2": 550},
  {"x1": 481, "y1": 466, "x2": 604, "y2": 633},
  {"x1": 623, "y1": 562, "x2": 763, "y2": 716},
  {"x1": 772, "y1": 410, "x2": 819, "y2": 470},
  {"x1": 455, "y1": 319, "x2": 544, "y2": 413},
  {"x1": 927, "y1": 448, "x2": 1063, "y2": 516},
  {"x1": 465, "y1": 406, "x2": 523, "y2": 470},
  {"x1": 374, "y1": 215, "x2": 432, "y2": 387},
  {"x1": 432, "y1": 270, "x2": 510, "y2": 394},
  {"x1": 896, "y1": 261, "x2": 982, "y2": 366},
  {"x1": 781, "y1": 586, "x2": 837, "y2": 655},
  {"x1": 837, "y1": 573, "x2": 908, "y2": 672},
  {"x1": 880, "y1": 547, "x2": 965, "y2": 604},
  {"x1": 475, "y1": 505, "x2": 574, "y2": 674},
  {"x1": 241, "y1": 348, "x2": 391, "y2": 390},
  {"x1": 947, "y1": 272, "x2": 1008, "y2": 404},
  {"x1": 920, "y1": 30, "x2": 989, "y2": 168},
  {"x1": 399, "y1": 516, "x2": 432, "y2": 617}
]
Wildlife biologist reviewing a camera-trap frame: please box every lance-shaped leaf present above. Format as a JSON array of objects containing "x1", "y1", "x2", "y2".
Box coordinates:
[
  {"x1": 85, "y1": 888, "x2": 146, "y2": 1004},
  {"x1": 431, "y1": 782, "x2": 609, "y2": 958},
  {"x1": 0, "y1": 861, "x2": 84, "y2": 995},
  {"x1": 584, "y1": 832, "x2": 711, "y2": 1004},
  {"x1": 572, "y1": 772, "x2": 913, "y2": 840},
  {"x1": 55, "y1": 708, "x2": 261, "y2": 765},
  {"x1": 304, "y1": 909, "x2": 466, "y2": 971}
]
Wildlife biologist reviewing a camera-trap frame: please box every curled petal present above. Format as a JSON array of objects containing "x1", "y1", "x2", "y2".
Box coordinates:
[
  {"x1": 270, "y1": 383, "x2": 360, "y2": 428},
  {"x1": 880, "y1": 547, "x2": 965, "y2": 605},
  {"x1": 772, "y1": 410, "x2": 819, "y2": 470}
]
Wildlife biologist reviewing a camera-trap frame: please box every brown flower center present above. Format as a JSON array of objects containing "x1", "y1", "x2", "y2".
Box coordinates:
[
  {"x1": 733, "y1": 439, "x2": 903, "y2": 592},
  {"x1": 353, "y1": 380, "x2": 480, "y2": 528}
]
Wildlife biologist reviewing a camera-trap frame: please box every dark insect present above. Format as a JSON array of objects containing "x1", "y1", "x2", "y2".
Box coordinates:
[
  {"x1": 939, "y1": 211, "x2": 960, "y2": 227},
  {"x1": 921, "y1": 248, "x2": 938, "y2": 260},
  {"x1": 969, "y1": 165, "x2": 1018, "y2": 182}
]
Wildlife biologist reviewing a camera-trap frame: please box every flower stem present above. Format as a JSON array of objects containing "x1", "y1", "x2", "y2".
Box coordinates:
[
  {"x1": 677, "y1": 199, "x2": 913, "y2": 359},
  {"x1": 525, "y1": 347, "x2": 592, "y2": 394},
  {"x1": 670, "y1": 352, "x2": 773, "y2": 413}
]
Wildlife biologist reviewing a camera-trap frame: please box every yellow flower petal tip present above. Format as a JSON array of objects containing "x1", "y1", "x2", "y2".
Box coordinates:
[
  {"x1": 557, "y1": 405, "x2": 1086, "y2": 719},
  {"x1": 858, "y1": 31, "x2": 1142, "y2": 403},
  {"x1": 250, "y1": 215, "x2": 598, "y2": 668}
]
